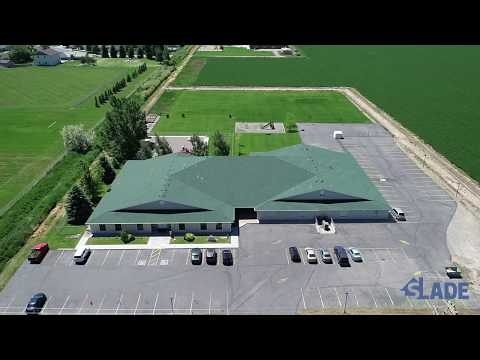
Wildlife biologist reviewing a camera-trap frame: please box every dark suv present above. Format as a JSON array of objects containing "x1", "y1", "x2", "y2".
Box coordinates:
[
  {"x1": 25, "y1": 293, "x2": 47, "y2": 314},
  {"x1": 222, "y1": 250, "x2": 233, "y2": 266},
  {"x1": 289, "y1": 247, "x2": 301, "y2": 262},
  {"x1": 206, "y1": 249, "x2": 217, "y2": 265},
  {"x1": 191, "y1": 248, "x2": 202, "y2": 265}
]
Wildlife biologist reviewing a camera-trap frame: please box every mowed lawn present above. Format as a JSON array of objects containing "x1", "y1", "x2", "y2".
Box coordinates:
[
  {"x1": 194, "y1": 46, "x2": 274, "y2": 57},
  {"x1": 0, "y1": 61, "x2": 155, "y2": 212},
  {"x1": 175, "y1": 45, "x2": 480, "y2": 182}
]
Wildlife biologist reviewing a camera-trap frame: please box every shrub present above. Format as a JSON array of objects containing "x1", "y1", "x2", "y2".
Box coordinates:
[
  {"x1": 61, "y1": 125, "x2": 94, "y2": 154},
  {"x1": 120, "y1": 230, "x2": 130, "y2": 243},
  {"x1": 184, "y1": 233, "x2": 195, "y2": 241}
]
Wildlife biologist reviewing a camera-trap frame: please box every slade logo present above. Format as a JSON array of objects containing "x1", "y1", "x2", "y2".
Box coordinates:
[{"x1": 400, "y1": 277, "x2": 469, "y2": 300}]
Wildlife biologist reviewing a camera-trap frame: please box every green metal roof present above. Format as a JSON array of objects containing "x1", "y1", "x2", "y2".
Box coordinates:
[{"x1": 87, "y1": 144, "x2": 390, "y2": 224}]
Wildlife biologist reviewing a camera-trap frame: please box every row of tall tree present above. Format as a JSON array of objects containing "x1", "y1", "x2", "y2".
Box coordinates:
[{"x1": 98, "y1": 45, "x2": 169, "y2": 62}]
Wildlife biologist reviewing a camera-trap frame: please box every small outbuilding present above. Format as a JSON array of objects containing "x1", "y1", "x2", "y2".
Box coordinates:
[
  {"x1": 33, "y1": 46, "x2": 61, "y2": 66},
  {"x1": 0, "y1": 59, "x2": 15, "y2": 68},
  {"x1": 333, "y1": 130, "x2": 344, "y2": 139}
]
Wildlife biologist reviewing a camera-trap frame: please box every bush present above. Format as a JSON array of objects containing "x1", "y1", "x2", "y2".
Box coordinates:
[
  {"x1": 61, "y1": 125, "x2": 94, "y2": 154},
  {"x1": 120, "y1": 230, "x2": 130, "y2": 243},
  {"x1": 80, "y1": 56, "x2": 96, "y2": 65},
  {"x1": 184, "y1": 233, "x2": 195, "y2": 241}
]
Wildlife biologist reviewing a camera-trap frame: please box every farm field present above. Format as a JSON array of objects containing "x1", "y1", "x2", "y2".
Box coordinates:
[
  {"x1": 0, "y1": 60, "x2": 156, "y2": 213},
  {"x1": 151, "y1": 89, "x2": 368, "y2": 154},
  {"x1": 195, "y1": 46, "x2": 274, "y2": 57},
  {"x1": 174, "y1": 45, "x2": 480, "y2": 182}
]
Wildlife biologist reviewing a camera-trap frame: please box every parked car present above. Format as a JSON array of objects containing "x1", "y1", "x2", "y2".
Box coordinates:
[
  {"x1": 334, "y1": 246, "x2": 350, "y2": 267},
  {"x1": 289, "y1": 247, "x2": 301, "y2": 262},
  {"x1": 348, "y1": 247, "x2": 363, "y2": 262},
  {"x1": 73, "y1": 247, "x2": 91, "y2": 265},
  {"x1": 206, "y1": 249, "x2": 217, "y2": 265},
  {"x1": 391, "y1": 207, "x2": 406, "y2": 221},
  {"x1": 191, "y1": 248, "x2": 202, "y2": 265},
  {"x1": 319, "y1": 248, "x2": 333, "y2": 264},
  {"x1": 28, "y1": 243, "x2": 49, "y2": 264},
  {"x1": 305, "y1": 248, "x2": 318, "y2": 264},
  {"x1": 25, "y1": 293, "x2": 47, "y2": 314},
  {"x1": 222, "y1": 249, "x2": 233, "y2": 266}
]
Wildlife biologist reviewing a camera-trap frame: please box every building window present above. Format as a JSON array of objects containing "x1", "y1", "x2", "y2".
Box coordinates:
[
  {"x1": 99, "y1": 224, "x2": 106, "y2": 231},
  {"x1": 115, "y1": 224, "x2": 122, "y2": 231},
  {"x1": 137, "y1": 224, "x2": 144, "y2": 231},
  {"x1": 216, "y1": 223, "x2": 222, "y2": 230},
  {"x1": 200, "y1": 223, "x2": 207, "y2": 231},
  {"x1": 179, "y1": 224, "x2": 185, "y2": 231}
]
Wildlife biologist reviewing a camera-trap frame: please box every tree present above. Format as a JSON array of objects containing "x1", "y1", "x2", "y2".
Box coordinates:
[
  {"x1": 61, "y1": 125, "x2": 94, "y2": 154},
  {"x1": 212, "y1": 130, "x2": 230, "y2": 156},
  {"x1": 144, "y1": 45, "x2": 153, "y2": 59},
  {"x1": 95, "y1": 96, "x2": 99, "y2": 107},
  {"x1": 110, "y1": 45, "x2": 117, "y2": 58},
  {"x1": 155, "y1": 46, "x2": 164, "y2": 62},
  {"x1": 126, "y1": 74, "x2": 132, "y2": 82},
  {"x1": 79, "y1": 161, "x2": 100, "y2": 204},
  {"x1": 120, "y1": 230, "x2": 130, "y2": 243},
  {"x1": 92, "y1": 45, "x2": 100, "y2": 55},
  {"x1": 80, "y1": 56, "x2": 96, "y2": 65},
  {"x1": 127, "y1": 46, "x2": 135, "y2": 59},
  {"x1": 97, "y1": 98, "x2": 147, "y2": 165},
  {"x1": 65, "y1": 184, "x2": 93, "y2": 225},
  {"x1": 136, "y1": 47, "x2": 144, "y2": 58},
  {"x1": 97, "y1": 154, "x2": 116, "y2": 184},
  {"x1": 153, "y1": 135, "x2": 172, "y2": 155},
  {"x1": 9, "y1": 45, "x2": 33, "y2": 63},
  {"x1": 136, "y1": 141, "x2": 154, "y2": 160},
  {"x1": 101, "y1": 45, "x2": 109, "y2": 58},
  {"x1": 119, "y1": 45, "x2": 126, "y2": 58},
  {"x1": 190, "y1": 135, "x2": 208, "y2": 156}
]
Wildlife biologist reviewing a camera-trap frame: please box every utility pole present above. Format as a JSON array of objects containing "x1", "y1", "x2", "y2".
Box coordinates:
[
  {"x1": 456, "y1": 182, "x2": 461, "y2": 198},
  {"x1": 343, "y1": 291, "x2": 349, "y2": 314},
  {"x1": 170, "y1": 296, "x2": 174, "y2": 314},
  {"x1": 423, "y1": 153, "x2": 427, "y2": 168}
]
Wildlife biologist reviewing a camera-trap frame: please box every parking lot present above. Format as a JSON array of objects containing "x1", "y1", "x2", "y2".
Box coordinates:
[{"x1": 1, "y1": 123, "x2": 478, "y2": 315}]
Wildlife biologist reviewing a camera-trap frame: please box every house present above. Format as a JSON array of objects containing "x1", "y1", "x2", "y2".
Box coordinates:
[
  {"x1": 249, "y1": 45, "x2": 287, "y2": 50},
  {"x1": 51, "y1": 45, "x2": 87, "y2": 60},
  {"x1": 0, "y1": 59, "x2": 15, "y2": 68},
  {"x1": 33, "y1": 46, "x2": 61, "y2": 66},
  {"x1": 86, "y1": 144, "x2": 391, "y2": 236}
]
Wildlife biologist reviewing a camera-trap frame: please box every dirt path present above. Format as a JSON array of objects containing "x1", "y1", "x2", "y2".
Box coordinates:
[{"x1": 142, "y1": 45, "x2": 200, "y2": 113}]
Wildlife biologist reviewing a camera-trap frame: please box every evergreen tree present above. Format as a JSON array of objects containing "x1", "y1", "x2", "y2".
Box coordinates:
[
  {"x1": 128, "y1": 46, "x2": 135, "y2": 59},
  {"x1": 95, "y1": 96, "x2": 99, "y2": 107},
  {"x1": 212, "y1": 130, "x2": 230, "y2": 156},
  {"x1": 190, "y1": 135, "x2": 208, "y2": 156},
  {"x1": 153, "y1": 135, "x2": 172, "y2": 155},
  {"x1": 91, "y1": 45, "x2": 100, "y2": 54},
  {"x1": 136, "y1": 142, "x2": 154, "y2": 160},
  {"x1": 119, "y1": 45, "x2": 126, "y2": 58},
  {"x1": 127, "y1": 74, "x2": 132, "y2": 82},
  {"x1": 101, "y1": 45, "x2": 109, "y2": 58},
  {"x1": 79, "y1": 161, "x2": 100, "y2": 204},
  {"x1": 144, "y1": 45, "x2": 153, "y2": 59},
  {"x1": 97, "y1": 98, "x2": 147, "y2": 165},
  {"x1": 97, "y1": 154, "x2": 116, "y2": 184},
  {"x1": 65, "y1": 184, "x2": 93, "y2": 225},
  {"x1": 155, "y1": 46, "x2": 164, "y2": 62},
  {"x1": 137, "y1": 47, "x2": 144, "y2": 58},
  {"x1": 86, "y1": 45, "x2": 92, "y2": 52},
  {"x1": 110, "y1": 45, "x2": 118, "y2": 58}
]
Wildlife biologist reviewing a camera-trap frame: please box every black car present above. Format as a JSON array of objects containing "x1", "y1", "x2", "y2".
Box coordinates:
[
  {"x1": 222, "y1": 250, "x2": 233, "y2": 266},
  {"x1": 334, "y1": 246, "x2": 350, "y2": 267},
  {"x1": 191, "y1": 248, "x2": 202, "y2": 265},
  {"x1": 206, "y1": 249, "x2": 218, "y2": 265},
  {"x1": 289, "y1": 247, "x2": 301, "y2": 263},
  {"x1": 25, "y1": 293, "x2": 47, "y2": 314}
]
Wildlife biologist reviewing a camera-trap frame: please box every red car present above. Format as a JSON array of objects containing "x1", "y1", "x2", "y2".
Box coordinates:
[{"x1": 28, "y1": 243, "x2": 49, "y2": 264}]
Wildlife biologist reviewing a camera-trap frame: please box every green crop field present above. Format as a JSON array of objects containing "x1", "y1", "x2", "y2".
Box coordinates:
[
  {"x1": 151, "y1": 89, "x2": 368, "y2": 154},
  {"x1": 194, "y1": 46, "x2": 274, "y2": 57},
  {"x1": 174, "y1": 45, "x2": 480, "y2": 182},
  {"x1": 0, "y1": 60, "x2": 156, "y2": 212}
]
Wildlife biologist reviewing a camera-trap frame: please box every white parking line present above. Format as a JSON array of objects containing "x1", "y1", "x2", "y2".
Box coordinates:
[
  {"x1": 134, "y1": 293, "x2": 142, "y2": 315},
  {"x1": 101, "y1": 250, "x2": 110, "y2": 266},
  {"x1": 59, "y1": 296, "x2": 70, "y2": 315},
  {"x1": 369, "y1": 290, "x2": 378, "y2": 308},
  {"x1": 172, "y1": 292, "x2": 176, "y2": 314},
  {"x1": 299, "y1": 248, "x2": 307, "y2": 264},
  {"x1": 117, "y1": 250, "x2": 125, "y2": 266},
  {"x1": 385, "y1": 288, "x2": 395, "y2": 306},
  {"x1": 189, "y1": 292, "x2": 195, "y2": 314},
  {"x1": 317, "y1": 288, "x2": 325, "y2": 309},
  {"x1": 226, "y1": 290, "x2": 229, "y2": 315},
  {"x1": 42, "y1": 295, "x2": 53, "y2": 314},
  {"x1": 153, "y1": 292, "x2": 159, "y2": 315},
  {"x1": 115, "y1": 294, "x2": 123, "y2": 315},
  {"x1": 285, "y1": 248, "x2": 290, "y2": 265},
  {"x1": 78, "y1": 293, "x2": 89, "y2": 314},
  {"x1": 2, "y1": 296, "x2": 16, "y2": 314},
  {"x1": 209, "y1": 292, "x2": 212, "y2": 315},
  {"x1": 96, "y1": 294, "x2": 106, "y2": 314},
  {"x1": 186, "y1": 250, "x2": 190, "y2": 265},
  {"x1": 300, "y1": 287, "x2": 307, "y2": 310},
  {"x1": 134, "y1": 249, "x2": 141, "y2": 265},
  {"x1": 334, "y1": 288, "x2": 342, "y2": 307},
  {"x1": 170, "y1": 249, "x2": 176, "y2": 262},
  {"x1": 353, "y1": 291, "x2": 359, "y2": 307},
  {"x1": 53, "y1": 250, "x2": 65, "y2": 266}
]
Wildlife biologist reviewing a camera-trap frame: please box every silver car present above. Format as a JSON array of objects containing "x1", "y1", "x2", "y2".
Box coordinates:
[
  {"x1": 305, "y1": 247, "x2": 318, "y2": 264},
  {"x1": 347, "y1": 247, "x2": 363, "y2": 262},
  {"x1": 319, "y1": 248, "x2": 333, "y2": 263}
]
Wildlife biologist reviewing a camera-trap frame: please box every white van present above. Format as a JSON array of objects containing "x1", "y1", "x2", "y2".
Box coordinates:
[
  {"x1": 74, "y1": 247, "x2": 91, "y2": 264},
  {"x1": 333, "y1": 130, "x2": 344, "y2": 139},
  {"x1": 391, "y1": 208, "x2": 406, "y2": 221}
]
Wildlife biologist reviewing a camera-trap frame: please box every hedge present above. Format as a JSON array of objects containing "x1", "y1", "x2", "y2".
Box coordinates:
[{"x1": 0, "y1": 148, "x2": 100, "y2": 272}]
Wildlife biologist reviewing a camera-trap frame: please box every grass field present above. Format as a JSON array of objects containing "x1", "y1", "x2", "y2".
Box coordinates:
[
  {"x1": 174, "y1": 45, "x2": 480, "y2": 182},
  {"x1": 0, "y1": 60, "x2": 157, "y2": 212},
  {"x1": 87, "y1": 236, "x2": 149, "y2": 245},
  {"x1": 195, "y1": 46, "x2": 274, "y2": 57},
  {"x1": 151, "y1": 89, "x2": 368, "y2": 154}
]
